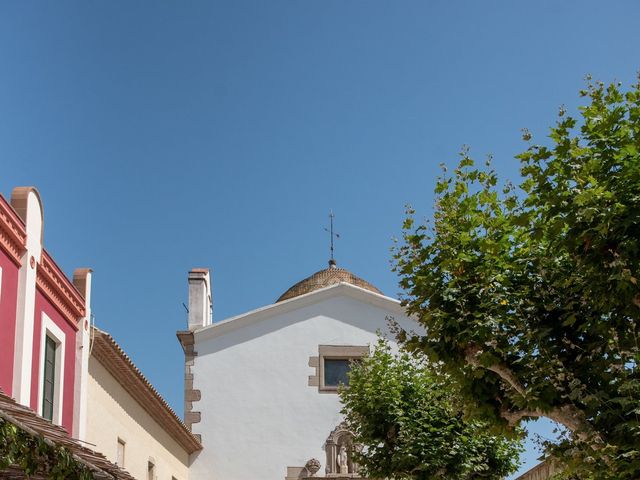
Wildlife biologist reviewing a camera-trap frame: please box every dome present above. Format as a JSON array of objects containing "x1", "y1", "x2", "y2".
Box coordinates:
[{"x1": 276, "y1": 261, "x2": 383, "y2": 302}]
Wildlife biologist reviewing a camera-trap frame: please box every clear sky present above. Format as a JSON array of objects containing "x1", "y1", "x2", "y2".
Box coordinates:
[{"x1": 1, "y1": 1, "x2": 638, "y2": 476}]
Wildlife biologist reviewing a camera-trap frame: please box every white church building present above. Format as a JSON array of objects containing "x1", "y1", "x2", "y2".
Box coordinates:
[{"x1": 177, "y1": 261, "x2": 415, "y2": 480}]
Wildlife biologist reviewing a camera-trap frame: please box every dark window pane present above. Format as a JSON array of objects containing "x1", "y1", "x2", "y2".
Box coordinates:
[
  {"x1": 324, "y1": 359, "x2": 351, "y2": 387},
  {"x1": 42, "y1": 336, "x2": 56, "y2": 421}
]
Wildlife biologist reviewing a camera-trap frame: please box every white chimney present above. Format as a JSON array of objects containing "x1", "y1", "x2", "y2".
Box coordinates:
[{"x1": 188, "y1": 268, "x2": 212, "y2": 330}]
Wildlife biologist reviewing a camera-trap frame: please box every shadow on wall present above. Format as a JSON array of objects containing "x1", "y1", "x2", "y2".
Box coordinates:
[
  {"x1": 87, "y1": 359, "x2": 189, "y2": 463},
  {"x1": 195, "y1": 292, "x2": 416, "y2": 357}
]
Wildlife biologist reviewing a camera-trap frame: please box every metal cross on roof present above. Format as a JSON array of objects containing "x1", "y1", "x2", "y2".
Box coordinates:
[{"x1": 324, "y1": 210, "x2": 340, "y2": 267}]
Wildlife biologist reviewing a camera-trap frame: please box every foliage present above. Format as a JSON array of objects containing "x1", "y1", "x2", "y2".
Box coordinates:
[
  {"x1": 0, "y1": 418, "x2": 95, "y2": 479},
  {"x1": 394, "y1": 77, "x2": 640, "y2": 478},
  {"x1": 339, "y1": 338, "x2": 522, "y2": 479}
]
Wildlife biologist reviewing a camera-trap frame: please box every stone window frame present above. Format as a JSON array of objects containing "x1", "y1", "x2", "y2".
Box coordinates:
[{"x1": 309, "y1": 345, "x2": 369, "y2": 393}]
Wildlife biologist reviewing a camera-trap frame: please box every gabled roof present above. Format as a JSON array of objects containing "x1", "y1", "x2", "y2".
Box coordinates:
[
  {"x1": 0, "y1": 390, "x2": 135, "y2": 480},
  {"x1": 91, "y1": 328, "x2": 202, "y2": 454},
  {"x1": 194, "y1": 281, "x2": 409, "y2": 342}
]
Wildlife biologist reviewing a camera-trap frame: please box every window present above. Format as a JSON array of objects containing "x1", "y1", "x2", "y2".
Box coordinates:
[
  {"x1": 116, "y1": 438, "x2": 125, "y2": 466},
  {"x1": 42, "y1": 335, "x2": 56, "y2": 421},
  {"x1": 37, "y1": 314, "x2": 65, "y2": 425},
  {"x1": 147, "y1": 460, "x2": 155, "y2": 480},
  {"x1": 324, "y1": 359, "x2": 352, "y2": 387},
  {"x1": 308, "y1": 345, "x2": 369, "y2": 393}
]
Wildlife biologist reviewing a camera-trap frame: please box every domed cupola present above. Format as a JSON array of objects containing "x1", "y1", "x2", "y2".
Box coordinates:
[{"x1": 276, "y1": 260, "x2": 383, "y2": 302}]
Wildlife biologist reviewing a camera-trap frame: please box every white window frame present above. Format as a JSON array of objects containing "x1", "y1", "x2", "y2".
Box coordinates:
[{"x1": 37, "y1": 313, "x2": 65, "y2": 425}]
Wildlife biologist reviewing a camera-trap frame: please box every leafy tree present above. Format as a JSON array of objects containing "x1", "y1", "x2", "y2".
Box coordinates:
[
  {"x1": 394, "y1": 77, "x2": 640, "y2": 478},
  {"x1": 339, "y1": 338, "x2": 522, "y2": 480},
  {"x1": 0, "y1": 418, "x2": 94, "y2": 479}
]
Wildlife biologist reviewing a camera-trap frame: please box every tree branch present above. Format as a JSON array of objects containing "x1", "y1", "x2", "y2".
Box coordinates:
[
  {"x1": 464, "y1": 345, "x2": 595, "y2": 440},
  {"x1": 464, "y1": 345, "x2": 525, "y2": 396}
]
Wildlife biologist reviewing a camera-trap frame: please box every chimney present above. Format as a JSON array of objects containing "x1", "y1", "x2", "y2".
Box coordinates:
[{"x1": 188, "y1": 268, "x2": 212, "y2": 330}]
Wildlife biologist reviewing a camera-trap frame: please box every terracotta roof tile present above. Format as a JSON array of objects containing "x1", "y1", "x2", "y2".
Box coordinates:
[
  {"x1": 0, "y1": 390, "x2": 135, "y2": 479},
  {"x1": 277, "y1": 265, "x2": 383, "y2": 302},
  {"x1": 91, "y1": 327, "x2": 202, "y2": 454}
]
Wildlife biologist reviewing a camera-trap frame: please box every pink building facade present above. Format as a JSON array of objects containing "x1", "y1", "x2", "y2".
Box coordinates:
[{"x1": 0, "y1": 187, "x2": 91, "y2": 438}]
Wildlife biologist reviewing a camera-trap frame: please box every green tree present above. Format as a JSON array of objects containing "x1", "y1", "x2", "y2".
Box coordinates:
[
  {"x1": 0, "y1": 419, "x2": 94, "y2": 479},
  {"x1": 339, "y1": 338, "x2": 522, "y2": 480},
  {"x1": 394, "y1": 77, "x2": 640, "y2": 478}
]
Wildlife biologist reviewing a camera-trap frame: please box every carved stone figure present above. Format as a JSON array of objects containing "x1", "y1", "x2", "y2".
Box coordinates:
[
  {"x1": 338, "y1": 445, "x2": 348, "y2": 474},
  {"x1": 325, "y1": 422, "x2": 361, "y2": 476}
]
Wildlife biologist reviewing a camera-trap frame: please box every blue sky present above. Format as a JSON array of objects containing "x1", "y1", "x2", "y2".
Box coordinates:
[{"x1": 1, "y1": 1, "x2": 638, "y2": 476}]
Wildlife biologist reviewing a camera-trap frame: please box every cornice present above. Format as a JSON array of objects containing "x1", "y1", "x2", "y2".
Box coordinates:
[
  {"x1": 194, "y1": 282, "x2": 412, "y2": 343},
  {"x1": 91, "y1": 328, "x2": 202, "y2": 454},
  {"x1": 36, "y1": 251, "x2": 85, "y2": 329},
  {"x1": 0, "y1": 194, "x2": 27, "y2": 266}
]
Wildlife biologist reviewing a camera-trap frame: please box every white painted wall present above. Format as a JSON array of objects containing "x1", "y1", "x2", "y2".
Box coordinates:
[{"x1": 189, "y1": 285, "x2": 416, "y2": 480}]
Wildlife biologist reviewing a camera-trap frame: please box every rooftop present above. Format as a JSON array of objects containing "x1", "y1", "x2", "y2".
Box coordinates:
[
  {"x1": 0, "y1": 390, "x2": 135, "y2": 480},
  {"x1": 91, "y1": 327, "x2": 202, "y2": 454},
  {"x1": 276, "y1": 261, "x2": 383, "y2": 302}
]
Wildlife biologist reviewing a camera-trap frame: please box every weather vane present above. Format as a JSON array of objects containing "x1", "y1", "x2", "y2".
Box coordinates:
[{"x1": 324, "y1": 210, "x2": 340, "y2": 267}]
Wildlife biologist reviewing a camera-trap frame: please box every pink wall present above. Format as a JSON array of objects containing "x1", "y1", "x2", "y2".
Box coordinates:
[
  {"x1": 30, "y1": 289, "x2": 77, "y2": 433},
  {"x1": 0, "y1": 250, "x2": 19, "y2": 396}
]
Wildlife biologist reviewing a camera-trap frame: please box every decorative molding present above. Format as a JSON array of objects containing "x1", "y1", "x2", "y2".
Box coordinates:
[
  {"x1": 305, "y1": 459, "x2": 321, "y2": 477},
  {"x1": 92, "y1": 328, "x2": 202, "y2": 454},
  {"x1": 36, "y1": 251, "x2": 85, "y2": 330},
  {"x1": 0, "y1": 194, "x2": 27, "y2": 266},
  {"x1": 285, "y1": 425, "x2": 365, "y2": 480},
  {"x1": 325, "y1": 423, "x2": 361, "y2": 476}
]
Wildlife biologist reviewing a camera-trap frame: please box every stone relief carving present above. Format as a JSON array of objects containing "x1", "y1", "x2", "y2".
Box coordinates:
[
  {"x1": 305, "y1": 458, "x2": 321, "y2": 477},
  {"x1": 285, "y1": 423, "x2": 364, "y2": 480},
  {"x1": 325, "y1": 422, "x2": 360, "y2": 476}
]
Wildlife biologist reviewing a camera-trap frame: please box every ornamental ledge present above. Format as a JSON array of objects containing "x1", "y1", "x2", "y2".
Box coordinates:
[
  {"x1": 0, "y1": 197, "x2": 27, "y2": 265},
  {"x1": 36, "y1": 251, "x2": 85, "y2": 329}
]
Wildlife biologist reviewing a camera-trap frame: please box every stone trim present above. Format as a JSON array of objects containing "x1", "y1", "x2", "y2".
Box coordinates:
[
  {"x1": 92, "y1": 328, "x2": 202, "y2": 453},
  {"x1": 177, "y1": 330, "x2": 201, "y2": 439},
  {"x1": 309, "y1": 345, "x2": 369, "y2": 393}
]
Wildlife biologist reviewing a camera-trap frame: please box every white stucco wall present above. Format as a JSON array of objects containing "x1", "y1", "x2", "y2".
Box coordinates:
[
  {"x1": 189, "y1": 285, "x2": 416, "y2": 480},
  {"x1": 86, "y1": 359, "x2": 190, "y2": 480}
]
